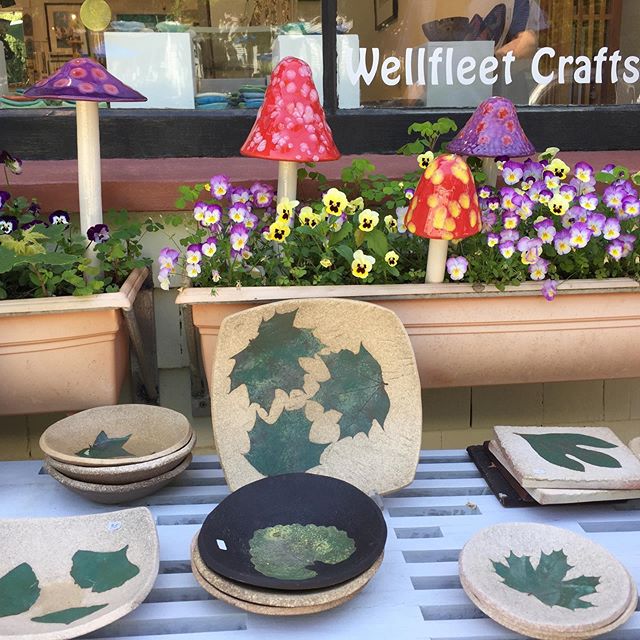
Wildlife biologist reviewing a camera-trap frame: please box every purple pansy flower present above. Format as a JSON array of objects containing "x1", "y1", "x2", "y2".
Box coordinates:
[
  {"x1": 446, "y1": 256, "x2": 468, "y2": 281},
  {"x1": 487, "y1": 196, "x2": 501, "y2": 211},
  {"x1": 157, "y1": 267, "x2": 171, "y2": 291},
  {"x1": 529, "y1": 258, "x2": 549, "y2": 281},
  {"x1": 230, "y1": 186, "x2": 252, "y2": 204},
  {"x1": 87, "y1": 224, "x2": 110, "y2": 243},
  {"x1": 487, "y1": 232, "x2": 499, "y2": 247},
  {"x1": 574, "y1": 162, "x2": 594, "y2": 183},
  {"x1": 607, "y1": 239, "x2": 624, "y2": 261},
  {"x1": 621, "y1": 197, "x2": 640, "y2": 219},
  {"x1": 502, "y1": 212, "x2": 519, "y2": 230},
  {"x1": 603, "y1": 217, "x2": 621, "y2": 240},
  {"x1": 500, "y1": 187, "x2": 518, "y2": 210},
  {"x1": 49, "y1": 210, "x2": 70, "y2": 225},
  {"x1": 569, "y1": 222, "x2": 592, "y2": 248},
  {"x1": 481, "y1": 210, "x2": 497, "y2": 232},
  {"x1": 523, "y1": 159, "x2": 544, "y2": 181},
  {"x1": 478, "y1": 185, "x2": 493, "y2": 200},
  {"x1": 528, "y1": 180, "x2": 546, "y2": 202},
  {"x1": 193, "y1": 201, "x2": 208, "y2": 222},
  {"x1": 603, "y1": 185, "x2": 626, "y2": 210},
  {"x1": 559, "y1": 184, "x2": 577, "y2": 203},
  {"x1": 601, "y1": 163, "x2": 616, "y2": 174},
  {"x1": 502, "y1": 161, "x2": 524, "y2": 186},
  {"x1": 0, "y1": 150, "x2": 22, "y2": 175},
  {"x1": 209, "y1": 174, "x2": 231, "y2": 200},
  {"x1": 0, "y1": 191, "x2": 10, "y2": 209},
  {"x1": 158, "y1": 247, "x2": 180, "y2": 271},
  {"x1": 495, "y1": 155, "x2": 509, "y2": 171},
  {"x1": 586, "y1": 212, "x2": 606, "y2": 236},
  {"x1": 516, "y1": 194, "x2": 534, "y2": 219},
  {"x1": 554, "y1": 229, "x2": 572, "y2": 255},
  {"x1": 534, "y1": 217, "x2": 556, "y2": 244},
  {"x1": 404, "y1": 187, "x2": 415, "y2": 200},
  {"x1": 230, "y1": 224, "x2": 249, "y2": 252},
  {"x1": 27, "y1": 202, "x2": 41, "y2": 216},
  {"x1": 228, "y1": 202, "x2": 249, "y2": 224},
  {"x1": 541, "y1": 279, "x2": 559, "y2": 301},
  {"x1": 579, "y1": 193, "x2": 599, "y2": 211},
  {"x1": 202, "y1": 236, "x2": 218, "y2": 258},
  {"x1": 620, "y1": 233, "x2": 636, "y2": 257},
  {"x1": 538, "y1": 188, "x2": 554, "y2": 205},
  {"x1": 499, "y1": 241, "x2": 515, "y2": 259},
  {"x1": 250, "y1": 182, "x2": 275, "y2": 208},
  {"x1": 499, "y1": 229, "x2": 520, "y2": 244},
  {"x1": 244, "y1": 211, "x2": 259, "y2": 230},
  {"x1": 203, "y1": 204, "x2": 222, "y2": 227},
  {"x1": 517, "y1": 236, "x2": 543, "y2": 264}
]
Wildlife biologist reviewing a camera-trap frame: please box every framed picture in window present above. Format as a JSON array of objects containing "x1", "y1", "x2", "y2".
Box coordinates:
[
  {"x1": 45, "y1": 4, "x2": 89, "y2": 55},
  {"x1": 374, "y1": 0, "x2": 398, "y2": 30}
]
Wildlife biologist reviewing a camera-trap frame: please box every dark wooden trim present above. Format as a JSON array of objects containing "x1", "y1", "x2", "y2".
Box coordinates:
[
  {"x1": 2, "y1": 104, "x2": 639, "y2": 160},
  {"x1": 321, "y1": 0, "x2": 338, "y2": 113}
]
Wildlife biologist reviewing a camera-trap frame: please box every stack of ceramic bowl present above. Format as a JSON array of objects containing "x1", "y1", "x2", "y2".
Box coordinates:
[
  {"x1": 191, "y1": 473, "x2": 387, "y2": 615},
  {"x1": 486, "y1": 426, "x2": 640, "y2": 505},
  {"x1": 40, "y1": 405, "x2": 196, "y2": 504},
  {"x1": 459, "y1": 522, "x2": 637, "y2": 639}
]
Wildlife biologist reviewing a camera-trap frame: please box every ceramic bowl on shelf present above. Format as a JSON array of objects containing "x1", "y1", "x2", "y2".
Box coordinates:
[{"x1": 0, "y1": 508, "x2": 158, "y2": 640}]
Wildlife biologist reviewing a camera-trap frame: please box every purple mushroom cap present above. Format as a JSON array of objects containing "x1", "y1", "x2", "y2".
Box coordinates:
[
  {"x1": 448, "y1": 96, "x2": 535, "y2": 158},
  {"x1": 24, "y1": 58, "x2": 147, "y2": 103}
]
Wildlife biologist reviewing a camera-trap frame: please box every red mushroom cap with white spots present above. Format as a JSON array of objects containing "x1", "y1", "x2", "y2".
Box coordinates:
[
  {"x1": 405, "y1": 154, "x2": 481, "y2": 241},
  {"x1": 240, "y1": 57, "x2": 340, "y2": 163},
  {"x1": 24, "y1": 58, "x2": 146, "y2": 103}
]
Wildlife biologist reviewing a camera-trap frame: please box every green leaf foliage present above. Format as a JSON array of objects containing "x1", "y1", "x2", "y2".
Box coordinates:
[
  {"x1": 493, "y1": 550, "x2": 600, "y2": 610},
  {"x1": 516, "y1": 432, "x2": 622, "y2": 472},
  {"x1": 230, "y1": 311, "x2": 324, "y2": 411},
  {"x1": 32, "y1": 605, "x2": 107, "y2": 625},
  {"x1": 245, "y1": 408, "x2": 327, "y2": 475},
  {"x1": 0, "y1": 563, "x2": 40, "y2": 618},
  {"x1": 313, "y1": 345, "x2": 390, "y2": 438},
  {"x1": 71, "y1": 546, "x2": 140, "y2": 593},
  {"x1": 75, "y1": 431, "x2": 134, "y2": 459},
  {"x1": 249, "y1": 524, "x2": 355, "y2": 581}
]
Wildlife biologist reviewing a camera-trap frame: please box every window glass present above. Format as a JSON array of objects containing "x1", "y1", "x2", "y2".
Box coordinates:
[
  {"x1": 0, "y1": 0, "x2": 322, "y2": 109},
  {"x1": 337, "y1": 0, "x2": 640, "y2": 108}
]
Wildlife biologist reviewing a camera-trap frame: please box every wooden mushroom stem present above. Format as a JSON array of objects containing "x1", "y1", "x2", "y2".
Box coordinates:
[
  {"x1": 482, "y1": 157, "x2": 498, "y2": 187},
  {"x1": 76, "y1": 100, "x2": 103, "y2": 267},
  {"x1": 277, "y1": 160, "x2": 298, "y2": 204},
  {"x1": 425, "y1": 238, "x2": 449, "y2": 283}
]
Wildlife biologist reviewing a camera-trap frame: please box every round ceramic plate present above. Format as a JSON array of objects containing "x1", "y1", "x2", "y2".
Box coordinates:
[
  {"x1": 198, "y1": 473, "x2": 387, "y2": 591},
  {"x1": 40, "y1": 405, "x2": 192, "y2": 467},
  {"x1": 459, "y1": 523, "x2": 635, "y2": 638},
  {"x1": 46, "y1": 431, "x2": 196, "y2": 485},
  {"x1": 0, "y1": 508, "x2": 158, "y2": 640},
  {"x1": 191, "y1": 536, "x2": 383, "y2": 607},
  {"x1": 45, "y1": 455, "x2": 192, "y2": 505}
]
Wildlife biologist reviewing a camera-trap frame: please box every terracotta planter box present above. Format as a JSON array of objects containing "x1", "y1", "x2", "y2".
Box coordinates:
[
  {"x1": 0, "y1": 268, "x2": 148, "y2": 416},
  {"x1": 176, "y1": 278, "x2": 640, "y2": 389}
]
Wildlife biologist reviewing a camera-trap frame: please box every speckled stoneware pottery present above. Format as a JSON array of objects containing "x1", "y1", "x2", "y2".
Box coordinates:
[
  {"x1": 40, "y1": 405, "x2": 192, "y2": 467},
  {"x1": 210, "y1": 298, "x2": 422, "y2": 496},
  {"x1": 0, "y1": 508, "x2": 158, "y2": 640},
  {"x1": 448, "y1": 96, "x2": 535, "y2": 158},
  {"x1": 197, "y1": 473, "x2": 387, "y2": 591},
  {"x1": 46, "y1": 431, "x2": 196, "y2": 485},
  {"x1": 493, "y1": 426, "x2": 640, "y2": 489},
  {"x1": 459, "y1": 522, "x2": 636, "y2": 640},
  {"x1": 487, "y1": 440, "x2": 640, "y2": 505},
  {"x1": 191, "y1": 537, "x2": 383, "y2": 608},
  {"x1": 191, "y1": 562, "x2": 362, "y2": 616},
  {"x1": 24, "y1": 58, "x2": 146, "y2": 103},
  {"x1": 45, "y1": 455, "x2": 192, "y2": 504}
]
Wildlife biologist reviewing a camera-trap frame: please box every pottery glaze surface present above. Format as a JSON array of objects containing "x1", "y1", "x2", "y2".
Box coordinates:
[{"x1": 0, "y1": 508, "x2": 158, "y2": 640}]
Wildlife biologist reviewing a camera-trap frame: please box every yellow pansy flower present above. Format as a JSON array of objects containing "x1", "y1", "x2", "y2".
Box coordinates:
[
  {"x1": 548, "y1": 194, "x2": 569, "y2": 216},
  {"x1": 299, "y1": 206, "x2": 321, "y2": 228},
  {"x1": 267, "y1": 221, "x2": 291, "y2": 243},
  {"x1": 384, "y1": 214, "x2": 398, "y2": 232},
  {"x1": 346, "y1": 196, "x2": 365, "y2": 214},
  {"x1": 548, "y1": 158, "x2": 570, "y2": 180},
  {"x1": 418, "y1": 151, "x2": 434, "y2": 171},
  {"x1": 322, "y1": 188, "x2": 349, "y2": 216},
  {"x1": 385, "y1": 250, "x2": 399, "y2": 267},
  {"x1": 276, "y1": 197, "x2": 299, "y2": 222},
  {"x1": 320, "y1": 258, "x2": 332, "y2": 268},
  {"x1": 351, "y1": 249, "x2": 375, "y2": 279},
  {"x1": 358, "y1": 209, "x2": 379, "y2": 232}
]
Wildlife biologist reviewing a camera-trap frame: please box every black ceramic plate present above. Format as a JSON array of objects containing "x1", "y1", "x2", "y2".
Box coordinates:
[{"x1": 198, "y1": 473, "x2": 387, "y2": 590}]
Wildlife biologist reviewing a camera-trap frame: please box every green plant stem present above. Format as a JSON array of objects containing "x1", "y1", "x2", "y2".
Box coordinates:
[{"x1": 29, "y1": 265, "x2": 49, "y2": 297}]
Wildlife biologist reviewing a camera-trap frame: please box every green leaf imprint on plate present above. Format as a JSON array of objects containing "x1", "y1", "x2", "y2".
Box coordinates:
[
  {"x1": 249, "y1": 524, "x2": 356, "y2": 581},
  {"x1": 0, "y1": 563, "x2": 40, "y2": 618},
  {"x1": 75, "y1": 431, "x2": 135, "y2": 459},
  {"x1": 493, "y1": 549, "x2": 600, "y2": 610},
  {"x1": 31, "y1": 604, "x2": 107, "y2": 625},
  {"x1": 313, "y1": 345, "x2": 390, "y2": 438},
  {"x1": 71, "y1": 546, "x2": 140, "y2": 593},
  {"x1": 516, "y1": 433, "x2": 622, "y2": 472},
  {"x1": 245, "y1": 408, "x2": 327, "y2": 475},
  {"x1": 229, "y1": 310, "x2": 324, "y2": 412}
]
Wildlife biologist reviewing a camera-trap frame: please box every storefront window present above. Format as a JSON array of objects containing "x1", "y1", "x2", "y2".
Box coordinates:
[
  {"x1": 338, "y1": 0, "x2": 640, "y2": 108},
  {"x1": 0, "y1": 0, "x2": 638, "y2": 111}
]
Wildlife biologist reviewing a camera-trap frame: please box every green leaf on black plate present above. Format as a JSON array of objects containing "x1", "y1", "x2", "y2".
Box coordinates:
[
  {"x1": 32, "y1": 604, "x2": 107, "y2": 625},
  {"x1": 493, "y1": 549, "x2": 600, "y2": 610},
  {"x1": 516, "y1": 432, "x2": 621, "y2": 472},
  {"x1": 230, "y1": 310, "x2": 324, "y2": 412},
  {"x1": 245, "y1": 408, "x2": 327, "y2": 475},
  {"x1": 313, "y1": 345, "x2": 390, "y2": 438},
  {"x1": 75, "y1": 431, "x2": 134, "y2": 459},
  {"x1": 249, "y1": 524, "x2": 355, "y2": 581},
  {"x1": 71, "y1": 546, "x2": 139, "y2": 593},
  {"x1": 0, "y1": 563, "x2": 40, "y2": 618}
]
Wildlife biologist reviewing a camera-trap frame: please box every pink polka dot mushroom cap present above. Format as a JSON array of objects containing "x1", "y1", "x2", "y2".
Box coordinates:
[
  {"x1": 241, "y1": 57, "x2": 340, "y2": 162},
  {"x1": 24, "y1": 57, "x2": 147, "y2": 103},
  {"x1": 448, "y1": 96, "x2": 534, "y2": 158}
]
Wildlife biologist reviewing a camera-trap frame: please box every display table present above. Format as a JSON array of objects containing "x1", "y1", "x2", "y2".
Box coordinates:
[{"x1": 1, "y1": 450, "x2": 638, "y2": 638}]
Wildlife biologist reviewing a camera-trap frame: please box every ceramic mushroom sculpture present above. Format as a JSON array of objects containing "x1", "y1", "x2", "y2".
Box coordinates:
[
  {"x1": 24, "y1": 59, "x2": 146, "y2": 260},
  {"x1": 405, "y1": 154, "x2": 480, "y2": 283},
  {"x1": 241, "y1": 56, "x2": 340, "y2": 206},
  {"x1": 448, "y1": 96, "x2": 535, "y2": 186}
]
